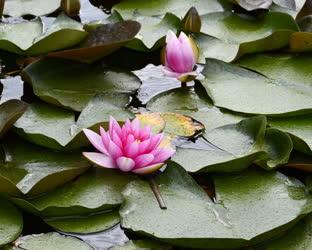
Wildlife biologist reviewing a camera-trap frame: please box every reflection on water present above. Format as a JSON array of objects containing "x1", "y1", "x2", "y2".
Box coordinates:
[{"x1": 66, "y1": 224, "x2": 129, "y2": 250}]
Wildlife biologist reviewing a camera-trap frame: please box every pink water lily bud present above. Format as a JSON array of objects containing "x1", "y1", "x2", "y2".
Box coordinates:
[
  {"x1": 162, "y1": 30, "x2": 199, "y2": 82},
  {"x1": 83, "y1": 117, "x2": 176, "y2": 174}
]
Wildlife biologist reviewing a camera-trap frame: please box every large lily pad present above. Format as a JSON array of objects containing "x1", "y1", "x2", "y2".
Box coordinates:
[
  {"x1": 6, "y1": 233, "x2": 93, "y2": 250},
  {"x1": 0, "y1": 198, "x2": 23, "y2": 246},
  {"x1": 22, "y1": 58, "x2": 140, "y2": 111},
  {"x1": 0, "y1": 137, "x2": 89, "y2": 196},
  {"x1": 120, "y1": 163, "x2": 312, "y2": 248},
  {"x1": 13, "y1": 95, "x2": 133, "y2": 150},
  {"x1": 113, "y1": 0, "x2": 227, "y2": 18},
  {"x1": 261, "y1": 215, "x2": 312, "y2": 249},
  {"x1": 195, "y1": 12, "x2": 298, "y2": 62},
  {"x1": 0, "y1": 100, "x2": 27, "y2": 138},
  {"x1": 172, "y1": 116, "x2": 268, "y2": 172},
  {"x1": 45, "y1": 211, "x2": 120, "y2": 234},
  {"x1": 14, "y1": 168, "x2": 135, "y2": 217},
  {"x1": 269, "y1": 115, "x2": 312, "y2": 155},
  {"x1": 200, "y1": 58, "x2": 312, "y2": 115},
  {"x1": 0, "y1": 14, "x2": 87, "y2": 55},
  {"x1": 4, "y1": 0, "x2": 60, "y2": 17},
  {"x1": 49, "y1": 20, "x2": 141, "y2": 63}
]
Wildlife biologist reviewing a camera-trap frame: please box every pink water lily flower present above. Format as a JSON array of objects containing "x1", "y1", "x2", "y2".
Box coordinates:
[
  {"x1": 162, "y1": 30, "x2": 199, "y2": 82},
  {"x1": 83, "y1": 117, "x2": 176, "y2": 174}
]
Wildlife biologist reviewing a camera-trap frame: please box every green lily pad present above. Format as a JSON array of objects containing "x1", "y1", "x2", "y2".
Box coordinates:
[
  {"x1": 0, "y1": 198, "x2": 23, "y2": 246},
  {"x1": 146, "y1": 86, "x2": 245, "y2": 133},
  {"x1": 196, "y1": 12, "x2": 298, "y2": 62},
  {"x1": 0, "y1": 14, "x2": 87, "y2": 55},
  {"x1": 113, "y1": 0, "x2": 228, "y2": 18},
  {"x1": 124, "y1": 13, "x2": 181, "y2": 51},
  {"x1": 260, "y1": 214, "x2": 312, "y2": 250},
  {"x1": 0, "y1": 100, "x2": 27, "y2": 139},
  {"x1": 0, "y1": 137, "x2": 89, "y2": 196},
  {"x1": 13, "y1": 94, "x2": 133, "y2": 150},
  {"x1": 289, "y1": 32, "x2": 312, "y2": 52},
  {"x1": 120, "y1": 163, "x2": 311, "y2": 248},
  {"x1": 6, "y1": 233, "x2": 93, "y2": 250},
  {"x1": 45, "y1": 211, "x2": 120, "y2": 234},
  {"x1": 269, "y1": 115, "x2": 312, "y2": 155},
  {"x1": 22, "y1": 58, "x2": 140, "y2": 111},
  {"x1": 110, "y1": 240, "x2": 172, "y2": 250},
  {"x1": 14, "y1": 168, "x2": 135, "y2": 217},
  {"x1": 49, "y1": 20, "x2": 141, "y2": 63},
  {"x1": 232, "y1": 0, "x2": 297, "y2": 11},
  {"x1": 172, "y1": 116, "x2": 267, "y2": 172},
  {"x1": 4, "y1": 0, "x2": 60, "y2": 17},
  {"x1": 200, "y1": 58, "x2": 312, "y2": 115}
]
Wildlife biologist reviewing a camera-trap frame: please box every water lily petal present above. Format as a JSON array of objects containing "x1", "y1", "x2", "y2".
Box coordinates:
[
  {"x1": 165, "y1": 31, "x2": 186, "y2": 73},
  {"x1": 124, "y1": 141, "x2": 139, "y2": 158},
  {"x1": 108, "y1": 140, "x2": 123, "y2": 159},
  {"x1": 100, "y1": 127, "x2": 110, "y2": 150},
  {"x1": 134, "y1": 153, "x2": 155, "y2": 168},
  {"x1": 178, "y1": 32, "x2": 196, "y2": 72},
  {"x1": 109, "y1": 116, "x2": 122, "y2": 137},
  {"x1": 152, "y1": 148, "x2": 176, "y2": 164},
  {"x1": 83, "y1": 152, "x2": 115, "y2": 168},
  {"x1": 132, "y1": 163, "x2": 164, "y2": 174},
  {"x1": 116, "y1": 156, "x2": 135, "y2": 172},
  {"x1": 83, "y1": 129, "x2": 108, "y2": 154}
]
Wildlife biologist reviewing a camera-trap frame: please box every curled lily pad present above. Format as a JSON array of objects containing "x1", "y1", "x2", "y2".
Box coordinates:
[
  {"x1": 195, "y1": 11, "x2": 298, "y2": 62},
  {"x1": 120, "y1": 163, "x2": 312, "y2": 248},
  {"x1": 0, "y1": 198, "x2": 23, "y2": 247},
  {"x1": 0, "y1": 14, "x2": 87, "y2": 55},
  {"x1": 13, "y1": 95, "x2": 133, "y2": 150},
  {"x1": 0, "y1": 137, "x2": 89, "y2": 196},
  {"x1": 0, "y1": 100, "x2": 27, "y2": 139},
  {"x1": 22, "y1": 58, "x2": 140, "y2": 111},
  {"x1": 49, "y1": 20, "x2": 141, "y2": 63}
]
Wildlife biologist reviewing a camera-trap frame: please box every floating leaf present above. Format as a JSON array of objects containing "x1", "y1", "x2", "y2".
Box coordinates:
[
  {"x1": 201, "y1": 58, "x2": 312, "y2": 115},
  {"x1": 120, "y1": 163, "x2": 311, "y2": 248},
  {"x1": 124, "y1": 13, "x2": 181, "y2": 51},
  {"x1": 14, "y1": 168, "x2": 135, "y2": 217},
  {"x1": 3, "y1": 0, "x2": 60, "y2": 17},
  {"x1": 49, "y1": 20, "x2": 141, "y2": 63},
  {"x1": 13, "y1": 95, "x2": 133, "y2": 150},
  {"x1": 22, "y1": 58, "x2": 140, "y2": 111},
  {"x1": 0, "y1": 14, "x2": 87, "y2": 55},
  {"x1": 232, "y1": 0, "x2": 297, "y2": 11},
  {"x1": 261, "y1": 215, "x2": 312, "y2": 250},
  {"x1": 0, "y1": 100, "x2": 27, "y2": 138},
  {"x1": 1, "y1": 137, "x2": 89, "y2": 196},
  {"x1": 110, "y1": 240, "x2": 172, "y2": 250},
  {"x1": 195, "y1": 12, "x2": 298, "y2": 62},
  {"x1": 0, "y1": 198, "x2": 22, "y2": 246},
  {"x1": 113, "y1": 0, "x2": 228, "y2": 18},
  {"x1": 6, "y1": 233, "x2": 93, "y2": 250},
  {"x1": 45, "y1": 211, "x2": 120, "y2": 234}
]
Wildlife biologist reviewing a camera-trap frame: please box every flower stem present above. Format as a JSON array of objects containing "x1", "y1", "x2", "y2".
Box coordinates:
[
  {"x1": 148, "y1": 176, "x2": 167, "y2": 210},
  {"x1": 181, "y1": 82, "x2": 187, "y2": 88}
]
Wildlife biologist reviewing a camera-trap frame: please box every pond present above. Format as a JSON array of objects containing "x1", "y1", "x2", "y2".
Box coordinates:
[{"x1": 0, "y1": 0, "x2": 312, "y2": 249}]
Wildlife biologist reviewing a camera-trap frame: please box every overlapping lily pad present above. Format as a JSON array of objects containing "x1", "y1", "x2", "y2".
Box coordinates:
[
  {"x1": 0, "y1": 198, "x2": 23, "y2": 246},
  {"x1": 49, "y1": 20, "x2": 141, "y2": 63},
  {"x1": 13, "y1": 94, "x2": 133, "y2": 150},
  {"x1": 0, "y1": 137, "x2": 89, "y2": 196},
  {"x1": 120, "y1": 163, "x2": 312, "y2": 248},
  {"x1": 22, "y1": 58, "x2": 140, "y2": 111},
  {"x1": 113, "y1": 0, "x2": 228, "y2": 18},
  {"x1": 0, "y1": 100, "x2": 27, "y2": 138},
  {"x1": 200, "y1": 58, "x2": 312, "y2": 115},
  {"x1": 0, "y1": 14, "x2": 87, "y2": 55},
  {"x1": 5, "y1": 233, "x2": 93, "y2": 250},
  {"x1": 194, "y1": 11, "x2": 298, "y2": 62}
]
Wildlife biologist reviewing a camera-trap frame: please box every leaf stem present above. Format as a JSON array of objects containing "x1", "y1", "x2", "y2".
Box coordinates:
[
  {"x1": 148, "y1": 176, "x2": 167, "y2": 210},
  {"x1": 181, "y1": 81, "x2": 187, "y2": 88}
]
